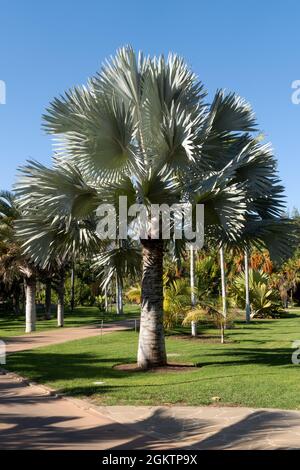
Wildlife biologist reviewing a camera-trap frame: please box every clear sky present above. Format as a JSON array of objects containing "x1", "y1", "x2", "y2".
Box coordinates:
[{"x1": 0, "y1": 0, "x2": 300, "y2": 210}]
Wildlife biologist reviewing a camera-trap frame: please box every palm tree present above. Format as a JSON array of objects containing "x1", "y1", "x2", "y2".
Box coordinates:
[
  {"x1": 218, "y1": 216, "x2": 298, "y2": 325},
  {"x1": 92, "y1": 240, "x2": 141, "y2": 315},
  {"x1": 16, "y1": 46, "x2": 287, "y2": 368},
  {"x1": 0, "y1": 191, "x2": 23, "y2": 314},
  {"x1": 212, "y1": 132, "x2": 298, "y2": 323},
  {"x1": 0, "y1": 190, "x2": 40, "y2": 331},
  {"x1": 14, "y1": 169, "x2": 102, "y2": 328}
]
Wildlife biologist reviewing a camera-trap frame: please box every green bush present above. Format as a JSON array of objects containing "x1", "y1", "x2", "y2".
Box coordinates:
[{"x1": 232, "y1": 269, "x2": 282, "y2": 318}]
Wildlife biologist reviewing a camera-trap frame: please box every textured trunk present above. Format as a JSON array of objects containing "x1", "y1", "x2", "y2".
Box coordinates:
[
  {"x1": 44, "y1": 279, "x2": 52, "y2": 320},
  {"x1": 190, "y1": 246, "x2": 197, "y2": 337},
  {"x1": 244, "y1": 249, "x2": 251, "y2": 323},
  {"x1": 116, "y1": 277, "x2": 123, "y2": 315},
  {"x1": 137, "y1": 239, "x2": 167, "y2": 369},
  {"x1": 57, "y1": 270, "x2": 65, "y2": 327},
  {"x1": 25, "y1": 278, "x2": 36, "y2": 333},
  {"x1": 219, "y1": 246, "x2": 227, "y2": 329},
  {"x1": 70, "y1": 266, "x2": 75, "y2": 312}
]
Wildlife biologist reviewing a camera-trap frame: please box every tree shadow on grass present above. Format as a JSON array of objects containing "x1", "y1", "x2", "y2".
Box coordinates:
[
  {"x1": 5, "y1": 341, "x2": 297, "y2": 402},
  {"x1": 197, "y1": 346, "x2": 294, "y2": 367},
  {"x1": 7, "y1": 351, "x2": 136, "y2": 384}
]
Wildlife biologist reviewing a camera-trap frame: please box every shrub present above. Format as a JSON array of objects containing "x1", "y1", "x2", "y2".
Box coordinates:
[
  {"x1": 232, "y1": 269, "x2": 282, "y2": 318},
  {"x1": 125, "y1": 284, "x2": 141, "y2": 304}
]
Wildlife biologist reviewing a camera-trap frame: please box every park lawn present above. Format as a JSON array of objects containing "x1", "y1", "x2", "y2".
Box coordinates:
[
  {"x1": 0, "y1": 304, "x2": 140, "y2": 338},
  {"x1": 6, "y1": 310, "x2": 300, "y2": 410}
]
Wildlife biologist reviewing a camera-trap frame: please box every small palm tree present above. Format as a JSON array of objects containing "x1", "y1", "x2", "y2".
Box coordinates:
[{"x1": 183, "y1": 299, "x2": 235, "y2": 344}]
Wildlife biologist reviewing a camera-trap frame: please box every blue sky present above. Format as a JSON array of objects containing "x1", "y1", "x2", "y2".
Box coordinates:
[{"x1": 0, "y1": 0, "x2": 299, "y2": 210}]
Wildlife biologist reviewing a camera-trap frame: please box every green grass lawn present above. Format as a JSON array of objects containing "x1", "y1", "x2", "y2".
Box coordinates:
[
  {"x1": 0, "y1": 304, "x2": 140, "y2": 338},
  {"x1": 6, "y1": 310, "x2": 300, "y2": 410}
]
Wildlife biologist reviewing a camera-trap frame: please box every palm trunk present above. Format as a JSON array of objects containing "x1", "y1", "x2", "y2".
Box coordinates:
[
  {"x1": 137, "y1": 239, "x2": 167, "y2": 369},
  {"x1": 57, "y1": 269, "x2": 65, "y2": 327},
  {"x1": 25, "y1": 278, "x2": 36, "y2": 333},
  {"x1": 70, "y1": 266, "x2": 75, "y2": 312},
  {"x1": 245, "y1": 249, "x2": 251, "y2": 323},
  {"x1": 116, "y1": 277, "x2": 123, "y2": 315},
  {"x1": 220, "y1": 322, "x2": 225, "y2": 344},
  {"x1": 44, "y1": 279, "x2": 52, "y2": 320},
  {"x1": 190, "y1": 245, "x2": 197, "y2": 337},
  {"x1": 104, "y1": 285, "x2": 109, "y2": 313},
  {"x1": 219, "y1": 246, "x2": 227, "y2": 330}
]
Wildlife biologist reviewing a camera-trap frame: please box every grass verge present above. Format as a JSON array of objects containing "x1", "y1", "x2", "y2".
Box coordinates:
[{"x1": 6, "y1": 310, "x2": 300, "y2": 409}]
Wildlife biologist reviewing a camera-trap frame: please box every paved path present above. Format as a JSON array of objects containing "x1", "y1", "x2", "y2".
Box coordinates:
[
  {"x1": 4, "y1": 319, "x2": 137, "y2": 354},
  {"x1": 1, "y1": 372, "x2": 300, "y2": 449},
  {"x1": 1, "y1": 320, "x2": 300, "y2": 450}
]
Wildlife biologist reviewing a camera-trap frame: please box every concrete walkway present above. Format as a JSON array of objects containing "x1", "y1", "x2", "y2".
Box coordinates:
[
  {"x1": 4, "y1": 319, "x2": 136, "y2": 354},
  {"x1": 1, "y1": 320, "x2": 300, "y2": 450},
  {"x1": 1, "y1": 372, "x2": 300, "y2": 449}
]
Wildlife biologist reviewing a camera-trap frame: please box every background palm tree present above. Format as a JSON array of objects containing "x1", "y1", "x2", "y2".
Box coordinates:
[
  {"x1": 0, "y1": 190, "x2": 40, "y2": 331},
  {"x1": 15, "y1": 166, "x2": 102, "y2": 327},
  {"x1": 92, "y1": 240, "x2": 141, "y2": 314},
  {"x1": 0, "y1": 191, "x2": 23, "y2": 314}
]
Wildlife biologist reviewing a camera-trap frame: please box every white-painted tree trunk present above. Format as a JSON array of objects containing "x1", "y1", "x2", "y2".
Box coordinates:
[
  {"x1": 219, "y1": 246, "x2": 227, "y2": 340},
  {"x1": 104, "y1": 285, "x2": 109, "y2": 312},
  {"x1": 220, "y1": 323, "x2": 225, "y2": 344},
  {"x1": 57, "y1": 270, "x2": 65, "y2": 327},
  {"x1": 191, "y1": 321, "x2": 197, "y2": 336},
  {"x1": 25, "y1": 279, "x2": 36, "y2": 333},
  {"x1": 245, "y1": 249, "x2": 251, "y2": 323},
  {"x1": 116, "y1": 277, "x2": 123, "y2": 315},
  {"x1": 70, "y1": 266, "x2": 75, "y2": 312},
  {"x1": 190, "y1": 245, "x2": 197, "y2": 337}
]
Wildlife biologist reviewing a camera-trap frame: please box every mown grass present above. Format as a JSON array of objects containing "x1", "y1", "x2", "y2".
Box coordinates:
[
  {"x1": 6, "y1": 310, "x2": 300, "y2": 409},
  {"x1": 0, "y1": 304, "x2": 140, "y2": 338}
]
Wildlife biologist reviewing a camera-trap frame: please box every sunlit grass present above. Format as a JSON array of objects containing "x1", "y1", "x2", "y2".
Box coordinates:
[{"x1": 7, "y1": 310, "x2": 300, "y2": 409}]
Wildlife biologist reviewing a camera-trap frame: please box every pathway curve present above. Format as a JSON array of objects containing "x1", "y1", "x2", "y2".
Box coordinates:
[{"x1": 4, "y1": 319, "x2": 137, "y2": 354}]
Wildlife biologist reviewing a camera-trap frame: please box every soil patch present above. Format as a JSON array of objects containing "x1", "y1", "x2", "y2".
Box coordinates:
[
  {"x1": 114, "y1": 362, "x2": 201, "y2": 373},
  {"x1": 170, "y1": 334, "x2": 233, "y2": 344}
]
